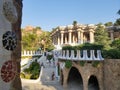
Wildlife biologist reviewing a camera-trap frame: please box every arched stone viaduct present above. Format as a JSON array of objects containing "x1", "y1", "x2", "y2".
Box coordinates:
[
  {"x1": 58, "y1": 59, "x2": 120, "y2": 90},
  {"x1": 59, "y1": 60, "x2": 103, "y2": 90}
]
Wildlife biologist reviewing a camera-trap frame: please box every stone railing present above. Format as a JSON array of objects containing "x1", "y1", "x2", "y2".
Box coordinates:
[
  {"x1": 58, "y1": 50, "x2": 104, "y2": 60},
  {"x1": 21, "y1": 50, "x2": 43, "y2": 57}
]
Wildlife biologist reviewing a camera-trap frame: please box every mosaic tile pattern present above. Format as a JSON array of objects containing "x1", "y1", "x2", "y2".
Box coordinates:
[
  {"x1": 2, "y1": 31, "x2": 17, "y2": 51},
  {"x1": 2, "y1": 1, "x2": 18, "y2": 23},
  {"x1": 1, "y1": 60, "x2": 17, "y2": 83}
]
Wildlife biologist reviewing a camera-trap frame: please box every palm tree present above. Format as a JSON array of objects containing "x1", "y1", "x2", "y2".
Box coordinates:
[{"x1": 72, "y1": 21, "x2": 77, "y2": 26}]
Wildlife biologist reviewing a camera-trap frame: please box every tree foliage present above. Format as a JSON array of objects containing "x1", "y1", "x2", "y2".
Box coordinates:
[
  {"x1": 23, "y1": 61, "x2": 40, "y2": 79},
  {"x1": 117, "y1": 9, "x2": 120, "y2": 15},
  {"x1": 39, "y1": 31, "x2": 54, "y2": 51},
  {"x1": 104, "y1": 22, "x2": 113, "y2": 26},
  {"x1": 22, "y1": 32, "x2": 39, "y2": 50},
  {"x1": 111, "y1": 39, "x2": 120, "y2": 50},
  {"x1": 94, "y1": 23, "x2": 111, "y2": 49},
  {"x1": 22, "y1": 27, "x2": 54, "y2": 51},
  {"x1": 114, "y1": 18, "x2": 120, "y2": 26}
]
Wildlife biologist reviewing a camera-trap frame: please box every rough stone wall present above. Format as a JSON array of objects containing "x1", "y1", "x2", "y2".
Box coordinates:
[
  {"x1": 60, "y1": 59, "x2": 120, "y2": 90},
  {"x1": 103, "y1": 59, "x2": 120, "y2": 90},
  {"x1": 60, "y1": 61, "x2": 104, "y2": 90}
]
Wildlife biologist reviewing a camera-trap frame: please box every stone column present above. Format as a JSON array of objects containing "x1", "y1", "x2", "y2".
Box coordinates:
[
  {"x1": 65, "y1": 34, "x2": 67, "y2": 44},
  {"x1": 110, "y1": 31, "x2": 114, "y2": 41},
  {"x1": 80, "y1": 31, "x2": 84, "y2": 44},
  {"x1": 73, "y1": 33, "x2": 75, "y2": 43},
  {"x1": 89, "y1": 29, "x2": 94, "y2": 43},
  {"x1": 58, "y1": 34, "x2": 60, "y2": 45},
  {"x1": 69, "y1": 30, "x2": 72, "y2": 44},
  {"x1": 54, "y1": 35, "x2": 56, "y2": 45},
  {"x1": 61, "y1": 33, "x2": 64, "y2": 45},
  {"x1": 77, "y1": 29, "x2": 81, "y2": 44},
  {"x1": 63, "y1": 68, "x2": 69, "y2": 88}
]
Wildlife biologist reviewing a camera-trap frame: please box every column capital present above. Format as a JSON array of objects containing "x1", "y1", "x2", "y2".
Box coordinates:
[
  {"x1": 77, "y1": 29, "x2": 84, "y2": 32},
  {"x1": 89, "y1": 29, "x2": 95, "y2": 33},
  {"x1": 68, "y1": 29, "x2": 73, "y2": 33},
  {"x1": 60, "y1": 31, "x2": 64, "y2": 34}
]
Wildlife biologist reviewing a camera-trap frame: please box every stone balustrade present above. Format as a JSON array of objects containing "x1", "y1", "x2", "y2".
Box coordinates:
[
  {"x1": 58, "y1": 50, "x2": 104, "y2": 60},
  {"x1": 21, "y1": 50, "x2": 43, "y2": 56}
]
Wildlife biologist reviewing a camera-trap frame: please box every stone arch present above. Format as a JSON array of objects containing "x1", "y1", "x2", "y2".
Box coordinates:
[
  {"x1": 67, "y1": 66, "x2": 83, "y2": 89},
  {"x1": 88, "y1": 75, "x2": 99, "y2": 90}
]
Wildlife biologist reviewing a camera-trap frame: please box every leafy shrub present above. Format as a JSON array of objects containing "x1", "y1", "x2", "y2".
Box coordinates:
[
  {"x1": 30, "y1": 72, "x2": 39, "y2": 79},
  {"x1": 111, "y1": 39, "x2": 120, "y2": 50},
  {"x1": 65, "y1": 60, "x2": 72, "y2": 68},
  {"x1": 23, "y1": 61, "x2": 40, "y2": 79},
  {"x1": 103, "y1": 49, "x2": 120, "y2": 59},
  {"x1": 20, "y1": 72, "x2": 25, "y2": 78},
  {"x1": 62, "y1": 43, "x2": 103, "y2": 51},
  {"x1": 25, "y1": 74, "x2": 31, "y2": 79},
  {"x1": 80, "y1": 43, "x2": 103, "y2": 50},
  {"x1": 79, "y1": 61, "x2": 86, "y2": 66},
  {"x1": 62, "y1": 45, "x2": 74, "y2": 50},
  {"x1": 92, "y1": 61, "x2": 100, "y2": 67}
]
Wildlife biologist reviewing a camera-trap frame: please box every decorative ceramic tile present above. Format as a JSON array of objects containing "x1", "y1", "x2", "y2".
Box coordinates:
[
  {"x1": 2, "y1": 31, "x2": 17, "y2": 51},
  {"x1": 2, "y1": 1, "x2": 18, "y2": 23},
  {"x1": 1, "y1": 60, "x2": 17, "y2": 83}
]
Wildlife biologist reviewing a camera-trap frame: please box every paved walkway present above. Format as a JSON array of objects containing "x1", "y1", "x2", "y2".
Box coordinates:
[
  {"x1": 22, "y1": 56, "x2": 64, "y2": 90},
  {"x1": 22, "y1": 56, "x2": 98, "y2": 90}
]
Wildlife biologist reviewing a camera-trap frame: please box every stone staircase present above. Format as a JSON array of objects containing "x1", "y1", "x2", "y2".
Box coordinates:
[{"x1": 40, "y1": 62, "x2": 58, "y2": 84}]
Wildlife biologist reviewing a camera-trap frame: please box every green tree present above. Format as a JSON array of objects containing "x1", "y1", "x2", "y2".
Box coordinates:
[
  {"x1": 114, "y1": 18, "x2": 120, "y2": 26},
  {"x1": 117, "y1": 9, "x2": 120, "y2": 15},
  {"x1": 72, "y1": 20, "x2": 77, "y2": 26},
  {"x1": 39, "y1": 31, "x2": 54, "y2": 51},
  {"x1": 111, "y1": 39, "x2": 120, "y2": 50},
  {"x1": 94, "y1": 23, "x2": 111, "y2": 49},
  {"x1": 22, "y1": 33, "x2": 39, "y2": 50},
  {"x1": 35, "y1": 26, "x2": 41, "y2": 30},
  {"x1": 104, "y1": 22, "x2": 113, "y2": 26}
]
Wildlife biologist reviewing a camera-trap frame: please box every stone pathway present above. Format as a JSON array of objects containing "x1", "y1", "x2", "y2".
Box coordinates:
[
  {"x1": 22, "y1": 56, "x2": 98, "y2": 90},
  {"x1": 22, "y1": 56, "x2": 64, "y2": 90}
]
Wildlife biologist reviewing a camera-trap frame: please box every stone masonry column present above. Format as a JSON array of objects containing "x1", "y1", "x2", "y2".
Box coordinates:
[
  {"x1": 77, "y1": 29, "x2": 81, "y2": 44},
  {"x1": 73, "y1": 33, "x2": 75, "y2": 43},
  {"x1": 80, "y1": 31, "x2": 84, "y2": 44},
  {"x1": 62, "y1": 68, "x2": 70, "y2": 88},
  {"x1": 69, "y1": 30, "x2": 72, "y2": 44},
  {"x1": 63, "y1": 75, "x2": 68, "y2": 88},
  {"x1": 89, "y1": 29, "x2": 94, "y2": 43},
  {"x1": 65, "y1": 34, "x2": 68, "y2": 44},
  {"x1": 54, "y1": 35, "x2": 56, "y2": 45},
  {"x1": 83, "y1": 77, "x2": 88, "y2": 90},
  {"x1": 61, "y1": 32, "x2": 64, "y2": 45},
  {"x1": 58, "y1": 34, "x2": 60, "y2": 45}
]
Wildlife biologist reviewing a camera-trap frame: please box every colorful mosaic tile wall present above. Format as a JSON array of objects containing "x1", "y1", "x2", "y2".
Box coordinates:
[{"x1": 0, "y1": 0, "x2": 18, "y2": 89}]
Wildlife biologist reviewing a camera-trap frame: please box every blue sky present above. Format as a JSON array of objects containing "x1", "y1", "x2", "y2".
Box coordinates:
[{"x1": 22, "y1": 0, "x2": 120, "y2": 31}]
